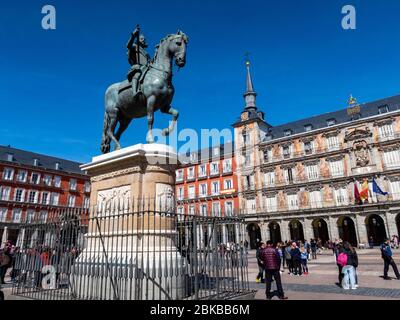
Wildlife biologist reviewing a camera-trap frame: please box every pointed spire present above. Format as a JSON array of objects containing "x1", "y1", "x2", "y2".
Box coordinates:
[{"x1": 244, "y1": 59, "x2": 257, "y2": 110}]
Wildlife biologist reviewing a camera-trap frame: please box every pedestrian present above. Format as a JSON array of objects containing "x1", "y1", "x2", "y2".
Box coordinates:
[
  {"x1": 300, "y1": 245, "x2": 309, "y2": 275},
  {"x1": 277, "y1": 243, "x2": 284, "y2": 273},
  {"x1": 380, "y1": 238, "x2": 400, "y2": 280},
  {"x1": 310, "y1": 239, "x2": 317, "y2": 259},
  {"x1": 284, "y1": 243, "x2": 293, "y2": 275},
  {"x1": 0, "y1": 247, "x2": 12, "y2": 284},
  {"x1": 260, "y1": 240, "x2": 288, "y2": 300},
  {"x1": 349, "y1": 244, "x2": 359, "y2": 288},
  {"x1": 304, "y1": 240, "x2": 311, "y2": 260},
  {"x1": 256, "y1": 242, "x2": 266, "y2": 283},
  {"x1": 290, "y1": 242, "x2": 302, "y2": 276},
  {"x1": 340, "y1": 242, "x2": 357, "y2": 290},
  {"x1": 369, "y1": 236, "x2": 374, "y2": 249},
  {"x1": 335, "y1": 243, "x2": 344, "y2": 287},
  {"x1": 279, "y1": 243, "x2": 286, "y2": 270}
]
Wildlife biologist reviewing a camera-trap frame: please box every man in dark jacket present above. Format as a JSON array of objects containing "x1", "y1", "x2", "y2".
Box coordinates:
[
  {"x1": 256, "y1": 242, "x2": 265, "y2": 283},
  {"x1": 381, "y1": 239, "x2": 400, "y2": 280},
  {"x1": 260, "y1": 241, "x2": 288, "y2": 300},
  {"x1": 290, "y1": 242, "x2": 302, "y2": 276}
]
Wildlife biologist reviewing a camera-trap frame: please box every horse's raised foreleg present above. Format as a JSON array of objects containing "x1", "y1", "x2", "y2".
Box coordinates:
[
  {"x1": 146, "y1": 96, "x2": 156, "y2": 144},
  {"x1": 160, "y1": 106, "x2": 179, "y2": 136}
]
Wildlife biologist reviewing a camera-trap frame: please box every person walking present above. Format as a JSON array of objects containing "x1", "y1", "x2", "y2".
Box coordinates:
[
  {"x1": 310, "y1": 239, "x2": 317, "y2": 260},
  {"x1": 256, "y1": 242, "x2": 266, "y2": 283},
  {"x1": 260, "y1": 240, "x2": 288, "y2": 300},
  {"x1": 340, "y1": 242, "x2": 357, "y2": 290},
  {"x1": 300, "y1": 245, "x2": 309, "y2": 275},
  {"x1": 290, "y1": 242, "x2": 302, "y2": 276},
  {"x1": 335, "y1": 242, "x2": 344, "y2": 287},
  {"x1": 381, "y1": 238, "x2": 400, "y2": 280},
  {"x1": 284, "y1": 243, "x2": 293, "y2": 275}
]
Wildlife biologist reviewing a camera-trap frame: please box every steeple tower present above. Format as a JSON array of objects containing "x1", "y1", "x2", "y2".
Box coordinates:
[{"x1": 243, "y1": 60, "x2": 257, "y2": 110}]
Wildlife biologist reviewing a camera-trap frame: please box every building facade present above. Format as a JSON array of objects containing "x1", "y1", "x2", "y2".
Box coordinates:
[
  {"x1": 175, "y1": 144, "x2": 239, "y2": 218},
  {"x1": 0, "y1": 145, "x2": 91, "y2": 245},
  {"x1": 233, "y1": 61, "x2": 400, "y2": 249}
]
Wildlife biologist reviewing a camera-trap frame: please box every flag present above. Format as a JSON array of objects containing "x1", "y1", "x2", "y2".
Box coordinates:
[
  {"x1": 372, "y1": 179, "x2": 389, "y2": 196},
  {"x1": 354, "y1": 182, "x2": 362, "y2": 205},
  {"x1": 360, "y1": 180, "x2": 369, "y2": 202}
]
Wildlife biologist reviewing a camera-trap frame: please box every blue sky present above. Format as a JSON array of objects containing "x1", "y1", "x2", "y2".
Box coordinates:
[{"x1": 1, "y1": 0, "x2": 400, "y2": 163}]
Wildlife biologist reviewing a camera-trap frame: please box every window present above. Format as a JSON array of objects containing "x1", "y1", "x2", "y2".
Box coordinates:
[
  {"x1": 246, "y1": 199, "x2": 256, "y2": 214},
  {"x1": 389, "y1": 180, "x2": 400, "y2": 201},
  {"x1": 309, "y1": 190, "x2": 323, "y2": 209},
  {"x1": 84, "y1": 181, "x2": 91, "y2": 193},
  {"x1": 0, "y1": 187, "x2": 11, "y2": 201},
  {"x1": 200, "y1": 204, "x2": 207, "y2": 216},
  {"x1": 263, "y1": 149, "x2": 271, "y2": 163},
  {"x1": 14, "y1": 189, "x2": 25, "y2": 202},
  {"x1": 41, "y1": 192, "x2": 50, "y2": 205},
  {"x1": 304, "y1": 124, "x2": 313, "y2": 132},
  {"x1": 176, "y1": 170, "x2": 184, "y2": 181},
  {"x1": 304, "y1": 141, "x2": 313, "y2": 154},
  {"x1": 33, "y1": 158, "x2": 39, "y2": 166},
  {"x1": 69, "y1": 179, "x2": 77, "y2": 191},
  {"x1": 379, "y1": 124, "x2": 395, "y2": 141},
  {"x1": 30, "y1": 172, "x2": 41, "y2": 184},
  {"x1": 334, "y1": 187, "x2": 348, "y2": 206},
  {"x1": 43, "y1": 174, "x2": 52, "y2": 186},
  {"x1": 282, "y1": 145, "x2": 291, "y2": 158},
  {"x1": 16, "y1": 170, "x2": 27, "y2": 182},
  {"x1": 287, "y1": 194, "x2": 299, "y2": 210},
  {"x1": 212, "y1": 202, "x2": 221, "y2": 216},
  {"x1": 177, "y1": 187, "x2": 184, "y2": 200},
  {"x1": 329, "y1": 159, "x2": 344, "y2": 177},
  {"x1": 28, "y1": 190, "x2": 38, "y2": 204},
  {"x1": 12, "y1": 208, "x2": 22, "y2": 223},
  {"x1": 326, "y1": 136, "x2": 340, "y2": 151},
  {"x1": 3, "y1": 168, "x2": 14, "y2": 181},
  {"x1": 212, "y1": 181, "x2": 220, "y2": 195},
  {"x1": 327, "y1": 118, "x2": 336, "y2": 126},
  {"x1": 68, "y1": 195, "x2": 76, "y2": 207},
  {"x1": 39, "y1": 211, "x2": 48, "y2": 223},
  {"x1": 210, "y1": 162, "x2": 219, "y2": 175},
  {"x1": 245, "y1": 175, "x2": 254, "y2": 190},
  {"x1": 265, "y1": 135, "x2": 272, "y2": 141},
  {"x1": 242, "y1": 131, "x2": 249, "y2": 144},
  {"x1": 225, "y1": 202, "x2": 233, "y2": 216},
  {"x1": 188, "y1": 185, "x2": 195, "y2": 199},
  {"x1": 284, "y1": 168, "x2": 294, "y2": 184},
  {"x1": 305, "y1": 164, "x2": 319, "y2": 180},
  {"x1": 6, "y1": 153, "x2": 13, "y2": 162},
  {"x1": 0, "y1": 208, "x2": 7, "y2": 222},
  {"x1": 198, "y1": 164, "x2": 207, "y2": 177},
  {"x1": 26, "y1": 210, "x2": 35, "y2": 223},
  {"x1": 199, "y1": 184, "x2": 207, "y2": 197},
  {"x1": 187, "y1": 167, "x2": 195, "y2": 180},
  {"x1": 224, "y1": 179, "x2": 233, "y2": 190},
  {"x1": 223, "y1": 159, "x2": 232, "y2": 173},
  {"x1": 83, "y1": 197, "x2": 90, "y2": 209},
  {"x1": 51, "y1": 193, "x2": 60, "y2": 206},
  {"x1": 54, "y1": 176, "x2": 62, "y2": 188},
  {"x1": 284, "y1": 129, "x2": 293, "y2": 137},
  {"x1": 265, "y1": 196, "x2": 277, "y2": 212},
  {"x1": 189, "y1": 205, "x2": 195, "y2": 215},
  {"x1": 378, "y1": 105, "x2": 389, "y2": 114},
  {"x1": 383, "y1": 150, "x2": 400, "y2": 169},
  {"x1": 264, "y1": 171, "x2": 275, "y2": 187},
  {"x1": 55, "y1": 162, "x2": 61, "y2": 170}
]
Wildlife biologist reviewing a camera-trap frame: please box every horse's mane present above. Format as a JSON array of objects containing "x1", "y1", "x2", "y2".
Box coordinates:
[{"x1": 153, "y1": 31, "x2": 189, "y2": 63}]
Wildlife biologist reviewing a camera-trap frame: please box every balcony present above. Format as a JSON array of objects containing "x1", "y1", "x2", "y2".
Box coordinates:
[
  {"x1": 176, "y1": 176, "x2": 184, "y2": 183},
  {"x1": 197, "y1": 172, "x2": 208, "y2": 180},
  {"x1": 209, "y1": 170, "x2": 220, "y2": 177},
  {"x1": 378, "y1": 132, "x2": 400, "y2": 143},
  {"x1": 222, "y1": 167, "x2": 232, "y2": 175},
  {"x1": 186, "y1": 174, "x2": 196, "y2": 182}
]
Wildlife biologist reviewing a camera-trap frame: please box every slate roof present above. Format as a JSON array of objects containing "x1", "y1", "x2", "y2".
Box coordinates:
[
  {"x1": 0, "y1": 145, "x2": 86, "y2": 176},
  {"x1": 264, "y1": 95, "x2": 400, "y2": 141}
]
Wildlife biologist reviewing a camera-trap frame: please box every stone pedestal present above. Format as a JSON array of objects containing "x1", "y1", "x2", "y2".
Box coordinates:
[{"x1": 70, "y1": 144, "x2": 186, "y2": 300}]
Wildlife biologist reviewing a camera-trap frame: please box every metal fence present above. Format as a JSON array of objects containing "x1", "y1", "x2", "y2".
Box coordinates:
[{"x1": 10, "y1": 203, "x2": 252, "y2": 300}]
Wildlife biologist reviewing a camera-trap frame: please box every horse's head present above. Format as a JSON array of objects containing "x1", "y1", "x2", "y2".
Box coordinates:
[{"x1": 166, "y1": 30, "x2": 189, "y2": 68}]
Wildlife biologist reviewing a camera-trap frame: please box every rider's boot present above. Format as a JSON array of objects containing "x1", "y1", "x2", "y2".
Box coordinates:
[{"x1": 131, "y1": 78, "x2": 138, "y2": 98}]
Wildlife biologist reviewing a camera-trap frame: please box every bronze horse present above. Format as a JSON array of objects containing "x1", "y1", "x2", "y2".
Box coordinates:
[{"x1": 101, "y1": 31, "x2": 188, "y2": 153}]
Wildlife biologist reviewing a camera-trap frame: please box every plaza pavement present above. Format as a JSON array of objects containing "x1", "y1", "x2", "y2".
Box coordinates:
[{"x1": 248, "y1": 248, "x2": 400, "y2": 300}]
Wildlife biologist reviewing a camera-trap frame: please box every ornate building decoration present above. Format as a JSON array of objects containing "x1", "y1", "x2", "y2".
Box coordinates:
[
  {"x1": 156, "y1": 183, "x2": 175, "y2": 212},
  {"x1": 353, "y1": 140, "x2": 370, "y2": 167},
  {"x1": 97, "y1": 185, "x2": 131, "y2": 216}
]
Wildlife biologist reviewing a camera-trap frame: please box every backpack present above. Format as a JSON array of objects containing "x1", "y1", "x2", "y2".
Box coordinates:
[{"x1": 337, "y1": 252, "x2": 348, "y2": 267}]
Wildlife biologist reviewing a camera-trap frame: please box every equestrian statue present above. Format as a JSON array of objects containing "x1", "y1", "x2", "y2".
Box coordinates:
[{"x1": 101, "y1": 25, "x2": 189, "y2": 154}]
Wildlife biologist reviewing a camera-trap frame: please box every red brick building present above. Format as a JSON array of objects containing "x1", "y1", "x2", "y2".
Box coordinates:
[
  {"x1": 175, "y1": 143, "x2": 239, "y2": 217},
  {"x1": 0, "y1": 145, "x2": 90, "y2": 244}
]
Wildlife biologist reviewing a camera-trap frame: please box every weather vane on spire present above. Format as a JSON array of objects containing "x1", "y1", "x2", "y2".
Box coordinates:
[{"x1": 348, "y1": 94, "x2": 358, "y2": 106}]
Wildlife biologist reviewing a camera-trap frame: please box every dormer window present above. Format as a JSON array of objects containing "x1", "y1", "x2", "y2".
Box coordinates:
[
  {"x1": 33, "y1": 158, "x2": 39, "y2": 166},
  {"x1": 327, "y1": 119, "x2": 336, "y2": 127},
  {"x1": 265, "y1": 135, "x2": 272, "y2": 141},
  {"x1": 304, "y1": 124, "x2": 313, "y2": 132},
  {"x1": 55, "y1": 162, "x2": 60, "y2": 170},
  {"x1": 378, "y1": 105, "x2": 389, "y2": 114},
  {"x1": 6, "y1": 153, "x2": 13, "y2": 162},
  {"x1": 284, "y1": 129, "x2": 293, "y2": 137}
]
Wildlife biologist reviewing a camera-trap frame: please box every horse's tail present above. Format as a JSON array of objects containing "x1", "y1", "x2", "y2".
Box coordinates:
[{"x1": 101, "y1": 111, "x2": 111, "y2": 154}]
